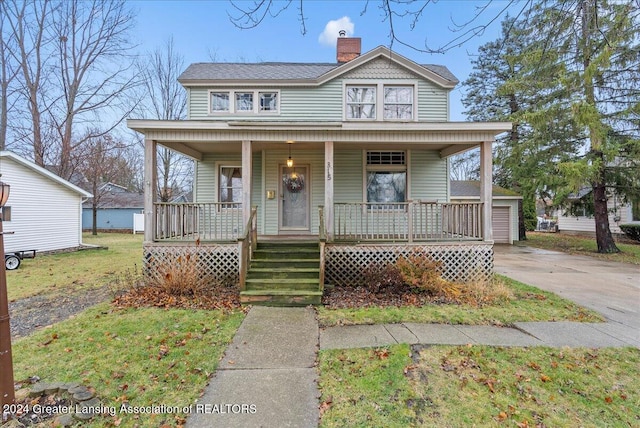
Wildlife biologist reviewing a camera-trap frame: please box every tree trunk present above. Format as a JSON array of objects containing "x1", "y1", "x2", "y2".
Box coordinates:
[
  {"x1": 92, "y1": 202, "x2": 97, "y2": 236},
  {"x1": 592, "y1": 153, "x2": 619, "y2": 253},
  {"x1": 517, "y1": 199, "x2": 527, "y2": 240}
]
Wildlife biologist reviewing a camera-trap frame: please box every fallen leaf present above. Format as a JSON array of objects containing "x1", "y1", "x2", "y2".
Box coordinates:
[
  {"x1": 540, "y1": 374, "x2": 551, "y2": 382},
  {"x1": 497, "y1": 411, "x2": 508, "y2": 421},
  {"x1": 604, "y1": 396, "x2": 613, "y2": 403}
]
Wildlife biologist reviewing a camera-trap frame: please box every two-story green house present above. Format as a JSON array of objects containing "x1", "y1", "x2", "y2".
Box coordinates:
[{"x1": 128, "y1": 37, "x2": 510, "y2": 305}]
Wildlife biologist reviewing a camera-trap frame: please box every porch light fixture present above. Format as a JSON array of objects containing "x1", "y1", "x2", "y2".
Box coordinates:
[
  {"x1": 0, "y1": 177, "x2": 14, "y2": 412},
  {"x1": 286, "y1": 141, "x2": 294, "y2": 168}
]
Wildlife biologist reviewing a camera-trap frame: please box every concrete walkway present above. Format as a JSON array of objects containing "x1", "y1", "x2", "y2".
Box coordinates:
[
  {"x1": 186, "y1": 307, "x2": 319, "y2": 428},
  {"x1": 186, "y1": 245, "x2": 639, "y2": 427}
]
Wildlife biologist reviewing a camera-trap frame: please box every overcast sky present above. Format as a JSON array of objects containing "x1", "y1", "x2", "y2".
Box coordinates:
[{"x1": 131, "y1": 0, "x2": 518, "y2": 120}]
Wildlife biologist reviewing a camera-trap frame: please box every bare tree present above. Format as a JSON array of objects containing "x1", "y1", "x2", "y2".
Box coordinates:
[
  {"x1": 0, "y1": 1, "x2": 20, "y2": 150},
  {"x1": 3, "y1": 0, "x2": 55, "y2": 164},
  {"x1": 228, "y1": 0, "x2": 531, "y2": 54},
  {"x1": 77, "y1": 131, "x2": 133, "y2": 235},
  {"x1": 135, "y1": 37, "x2": 192, "y2": 202},
  {"x1": 50, "y1": 0, "x2": 138, "y2": 180}
]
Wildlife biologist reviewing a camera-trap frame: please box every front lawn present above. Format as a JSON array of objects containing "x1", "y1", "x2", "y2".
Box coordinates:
[
  {"x1": 11, "y1": 303, "x2": 244, "y2": 427},
  {"x1": 523, "y1": 232, "x2": 640, "y2": 264},
  {"x1": 319, "y1": 344, "x2": 640, "y2": 427},
  {"x1": 317, "y1": 275, "x2": 603, "y2": 327},
  {"x1": 7, "y1": 233, "x2": 142, "y2": 301}
]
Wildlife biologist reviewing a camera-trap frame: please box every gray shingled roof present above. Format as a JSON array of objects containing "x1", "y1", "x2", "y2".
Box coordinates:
[
  {"x1": 451, "y1": 180, "x2": 521, "y2": 198},
  {"x1": 179, "y1": 61, "x2": 457, "y2": 84}
]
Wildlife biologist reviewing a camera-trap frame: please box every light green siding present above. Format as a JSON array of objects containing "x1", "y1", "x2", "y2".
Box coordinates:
[
  {"x1": 409, "y1": 150, "x2": 449, "y2": 201},
  {"x1": 334, "y1": 149, "x2": 363, "y2": 202},
  {"x1": 186, "y1": 58, "x2": 451, "y2": 121},
  {"x1": 417, "y1": 81, "x2": 448, "y2": 121}
]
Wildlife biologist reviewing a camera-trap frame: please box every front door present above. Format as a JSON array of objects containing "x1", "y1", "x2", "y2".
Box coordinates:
[{"x1": 280, "y1": 165, "x2": 310, "y2": 232}]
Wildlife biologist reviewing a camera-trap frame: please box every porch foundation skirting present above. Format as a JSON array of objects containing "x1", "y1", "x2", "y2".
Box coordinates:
[
  {"x1": 143, "y1": 242, "x2": 239, "y2": 284},
  {"x1": 324, "y1": 242, "x2": 494, "y2": 286},
  {"x1": 142, "y1": 241, "x2": 493, "y2": 288}
]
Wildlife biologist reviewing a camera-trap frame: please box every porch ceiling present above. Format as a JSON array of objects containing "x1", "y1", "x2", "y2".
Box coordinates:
[{"x1": 127, "y1": 119, "x2": 511, "y2": 159}]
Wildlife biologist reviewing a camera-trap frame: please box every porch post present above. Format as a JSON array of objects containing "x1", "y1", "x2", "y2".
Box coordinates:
[
  {"x1": 324, "y1": 141, "x2": 334, "y2": 241},
  {"x1": 242, "y1": 140, "x2": 252, "y2": 229},
  {"x1": 480, "y1": 140, "x2": 493, "y2": 241},
  {"x1": 144, "y1": 138, "x2": 157, "y2": 242}
]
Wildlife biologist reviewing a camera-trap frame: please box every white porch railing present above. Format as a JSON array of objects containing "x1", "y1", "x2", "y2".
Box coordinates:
[
  {"x1": 154, "y1": 202, "x2": 242, "y2": 241},
  {"x1": 333, "y1": 201, "x2": 484, "y2": 242}
]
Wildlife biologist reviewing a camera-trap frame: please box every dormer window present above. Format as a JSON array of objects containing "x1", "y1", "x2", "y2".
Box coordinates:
[
  {"x1": 210, "y1": 90, "x2": 279, "y2": 114},
  {"x1": 211, "y1": 92, "x2": 230, "y2": 112}
]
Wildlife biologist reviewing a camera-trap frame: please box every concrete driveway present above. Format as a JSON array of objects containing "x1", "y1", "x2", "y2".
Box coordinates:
[{"x1": 494, "y1": 244, "x2": 640, "y2": 344}]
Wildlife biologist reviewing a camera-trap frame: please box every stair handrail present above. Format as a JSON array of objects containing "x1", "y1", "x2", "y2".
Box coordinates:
[
  {"x1": 238, "y1": 206, "x2": 258, "y2": 290},
  {"x1": 318, "y1": 205, "x2": 326, "y2": 291}
]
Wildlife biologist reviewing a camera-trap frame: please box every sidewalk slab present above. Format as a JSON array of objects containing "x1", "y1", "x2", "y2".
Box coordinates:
[
  {"x1": 220, "y1": 306, "x2": 318, "y2": 369},
  {"x1": 186, "y1": 368, "x2": 318, "y2": 428},
  {"x1": 402, "y1": 323, "x2": 472, "y2": 345},
  {"x1": 514, "y1": 322, "x2": 628, "y2": 348},
  {"x1": 456, "y1": 325, "x2": 542, "y2": 347},
  {"x1": 320, "y1": 324, "x2": 396, "y2": 349},
  {"x1": 384, "y1": 323, "x2": 420, "y2": 344},
  {"x1": 590, "y1": 323, "x2": 640, "y2": 348}
]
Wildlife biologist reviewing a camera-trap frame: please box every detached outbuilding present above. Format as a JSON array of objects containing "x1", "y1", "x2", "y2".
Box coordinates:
[
  {"x1": 450, "y1": 180, "x2": 522, "y2": 244},
  {"x1": 0, "y1": 151, "x2": 92, "y2": 254}
]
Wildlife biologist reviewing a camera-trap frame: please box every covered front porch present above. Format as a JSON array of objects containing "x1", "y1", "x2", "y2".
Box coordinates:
[{"x1": 130, "y1": 120, "x2": 510, "y2": 293}]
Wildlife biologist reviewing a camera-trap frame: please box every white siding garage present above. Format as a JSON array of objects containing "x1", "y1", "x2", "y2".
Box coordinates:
[
  {"x1": 0, "y1": 151, "x2": 92, "y2": 254},
  {"x1": 450, "y1": 180, "x2": 522, "y2": 244}
]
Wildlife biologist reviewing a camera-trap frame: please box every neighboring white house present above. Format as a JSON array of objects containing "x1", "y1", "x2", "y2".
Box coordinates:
[
  {"x1": 556, "y1": 188, "x2": 636, "y2": 235},
  {"x1": 0, "y1": 151, "x2": 93, "y2": 254},
  {"x1": 450, "y1": 180, "x2": 522, "y2": 244}
]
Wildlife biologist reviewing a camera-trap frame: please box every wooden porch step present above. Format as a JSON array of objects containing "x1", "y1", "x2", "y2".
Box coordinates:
[
  {"x1": 240, "y1": 289, "x2": 323, "y2": 307},
  {"x1": 245, "y1": 278, "x2": 320, "y2": 291},
  {"x1": 243, "y1": 240, "x2": 323, "y2": 306}
]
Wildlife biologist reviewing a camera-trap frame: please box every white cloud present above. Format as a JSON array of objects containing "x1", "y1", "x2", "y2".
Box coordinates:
[{"x1": 318, "y1": 16, "x2": 354, "y2": 47}]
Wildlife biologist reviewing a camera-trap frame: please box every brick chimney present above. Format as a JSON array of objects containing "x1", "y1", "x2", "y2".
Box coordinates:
[{"x1": 336, "y1": 30, "x2": 361, "y2": 63}]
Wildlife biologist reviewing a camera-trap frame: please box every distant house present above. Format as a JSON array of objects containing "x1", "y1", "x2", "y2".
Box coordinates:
[
  {"x1": 82, "y1": 183, "x2": 144, "y2": 232},
  {"x1": 0, "y1": 151, "x2": 92, "y2": 254},
  {"x1": 557, "y1": 187, "x2": 637, "y2": 235},
  {"x1": 450, "y1": 180, "x2": 522, "y2": 244}
]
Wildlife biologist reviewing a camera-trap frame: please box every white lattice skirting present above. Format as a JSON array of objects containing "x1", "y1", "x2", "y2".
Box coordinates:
[
  {"x1": 144, "y1": 243, "x2": 239, "y2": 284},
  {"x1": 325, "y1": 242, "x2": 493, "y2": 286},
  {"x1": 143, "y1": 242, "x2": 493, "y2": 288}
]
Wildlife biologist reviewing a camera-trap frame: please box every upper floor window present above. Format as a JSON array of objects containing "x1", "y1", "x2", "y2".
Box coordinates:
[
  {"x1": 259, "y1": 92, "x2": 278, "y2": 111},
  {"x1": 384, "y1": 86, "x2": 413, "y2": 119},
  {"x1": 346, "y1": 86, "x2": 376, "y2": 119},
  {"x1": 210, "y1": 90, "x2": 279, "y2": 114},
  {"x1": 345, "y1": 83, "x2": 415, "y2": 121},
  {"x1": 211, "y1": 92, "x2": 230, "y2": 112}
]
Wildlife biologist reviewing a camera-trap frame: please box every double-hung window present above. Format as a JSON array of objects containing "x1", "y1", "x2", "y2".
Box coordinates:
[
  {"x1": 345, "y1": 84, "x2": 415, "y2": 121},
  {"x1": 366, "y1": 151, "x2": 407, "y2": 209},
  {"x1": 346, "y1": 86, "x2": 376, "y2": 119},
  {"x1": 384, "y1": 86, "x2": 413, "y2": 119},
  {"x1": 219, "y1": 166, "x2": 242, "y2": 208}
]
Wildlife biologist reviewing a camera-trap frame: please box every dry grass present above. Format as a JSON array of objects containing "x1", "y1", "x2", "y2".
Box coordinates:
[{"x1": 149, "y1": 252, "x2": 212, "y2": 297}]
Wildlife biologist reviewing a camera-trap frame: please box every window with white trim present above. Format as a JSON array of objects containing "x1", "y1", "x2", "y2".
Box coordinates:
[
  {"x1": 345, "y1": 84, "x2": 415, "y2": 121},
  {"x1": 259, "y1": 92, "x2": 278, "y2": 111},
  {"x1": 211, "y1": 92, "x2": 230, "y2": 112},
  {"x1": 346, "y1": 86, "x2": 376, "y2": 119},
  {"x1": 219, "y1": 166, "x2": 242, "y2": 207},
  {"x1": 210, "y1": 90, "x2": 279, "y2": 114},
  {"x1": 235, "y1": 92, "x2": 253, "y2": 111},
  {"x1": 366, "y1": 151, "x2": 406, "y2": 207},
  {"x1": 384, "y1": 86, "x2": 413, "y2": 119}
]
